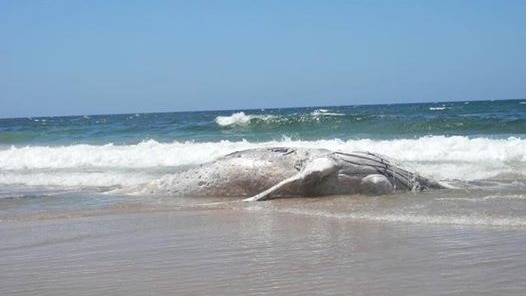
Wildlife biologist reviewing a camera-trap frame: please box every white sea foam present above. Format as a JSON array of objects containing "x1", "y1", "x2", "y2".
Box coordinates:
[
  {"x1": 215, "y1": 112, "x2": 278, "y2": 127},
  {"x1": 215, "y1": 112, "x2": 252, "y2": 126},
  {"x1": 0, "y1": 171, "x2": 152, "y2": 187},
  {"x1": 0, "y1": 136, "x2": 525, "y2": 187},
  {"x1": 275, "y1": 208, "x2": 526, "y2": 227},
  {"x1": 310, "y1": 109, "x2": 345, "y2": 116}
]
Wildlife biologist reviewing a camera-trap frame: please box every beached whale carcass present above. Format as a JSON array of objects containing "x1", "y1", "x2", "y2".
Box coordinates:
[{"x1": 145, "y1": 147, "x2": 444, "y2": 201}]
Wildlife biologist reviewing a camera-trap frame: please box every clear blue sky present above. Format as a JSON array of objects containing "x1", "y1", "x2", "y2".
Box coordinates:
[{"x1": 1, "y1": 0, "x2": 525, "y2": 118}]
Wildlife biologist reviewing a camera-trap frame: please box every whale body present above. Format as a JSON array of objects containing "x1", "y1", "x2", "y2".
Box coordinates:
[{"x1": 144, "y1": 147, "x2": 444, "y2": 201}]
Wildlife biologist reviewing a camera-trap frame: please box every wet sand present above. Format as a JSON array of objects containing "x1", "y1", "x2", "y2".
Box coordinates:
[{"x1": 2, "y1": 202, "x2": 526, "y2": 296}]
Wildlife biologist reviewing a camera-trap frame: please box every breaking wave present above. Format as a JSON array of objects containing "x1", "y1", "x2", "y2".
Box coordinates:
[
  {"x1": 215, "y1": 112, "x2": 252, "y2": 126},
  {"x1": 215, "y1": 109, "x2": 345, "y2": 128},
  {"x1": 0, "y1": 136, "x2": 525, "y2": 187},
  {"x1": 215, "y1": 112, "x2": 279, "y2": 127},
  {"x1": 310, "y1": 109, "x2": 345, "y2": 116}
]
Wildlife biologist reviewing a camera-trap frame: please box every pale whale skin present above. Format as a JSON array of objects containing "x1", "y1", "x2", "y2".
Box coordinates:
[{"x1": 145, "y1": 147, "x2": 444, "y2": 201}]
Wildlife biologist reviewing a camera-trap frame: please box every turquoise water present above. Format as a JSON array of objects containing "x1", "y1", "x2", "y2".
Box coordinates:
[{"x1": 1, "y1": 99, "x2": 524, "y2": 146}]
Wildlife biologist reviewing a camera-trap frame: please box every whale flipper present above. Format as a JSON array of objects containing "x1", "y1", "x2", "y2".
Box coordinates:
[{"x1": 244, "y1": 156, "x2": 339, "y2": 202}]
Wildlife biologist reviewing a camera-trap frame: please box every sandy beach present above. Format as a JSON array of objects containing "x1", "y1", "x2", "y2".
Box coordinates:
[{"x1": 2, "y1": 197, "x2": 526, "y2": 296}]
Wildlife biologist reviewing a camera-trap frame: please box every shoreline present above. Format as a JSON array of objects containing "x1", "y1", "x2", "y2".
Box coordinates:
[{"x1": 2, "y1": 203, "x2": 526, "y2": 295}]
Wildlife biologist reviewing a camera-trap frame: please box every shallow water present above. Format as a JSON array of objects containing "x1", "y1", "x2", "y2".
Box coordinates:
[
  {"x1": 1, "y1": 198, "x2": 526, "y2": 296},
  {"x1": 1, "y1": 187, "x2": 526, "y2": 295}
]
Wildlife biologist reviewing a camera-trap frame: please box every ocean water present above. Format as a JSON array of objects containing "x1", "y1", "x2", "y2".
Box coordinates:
[
  {"x1": 1, "y1": 99, "x2": 526, "y2": 295},
  {"x1": 0, "y1": 99, "x2": 525, "y2": 221}
]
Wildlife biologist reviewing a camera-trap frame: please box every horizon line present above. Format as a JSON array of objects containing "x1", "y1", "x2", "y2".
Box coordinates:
[{"x1": 1, "y1": 97, "x2": 524, "y2": 120}]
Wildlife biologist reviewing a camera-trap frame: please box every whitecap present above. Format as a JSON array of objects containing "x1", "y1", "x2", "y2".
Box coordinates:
[
  {"x1": 215, "y1": 112, "x2": 251, "y2": 126},
  {"x1": 310, "y1": 109, "x2": 345, "y2": 116}
]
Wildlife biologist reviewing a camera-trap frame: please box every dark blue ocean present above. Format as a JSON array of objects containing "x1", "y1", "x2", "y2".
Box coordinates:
[
  {"x1": 1, "y1": 99, "x2": 525, "y2": 225},
  {"x1": 1, "y1": 99, "x2": 525, "y2": 146}
]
